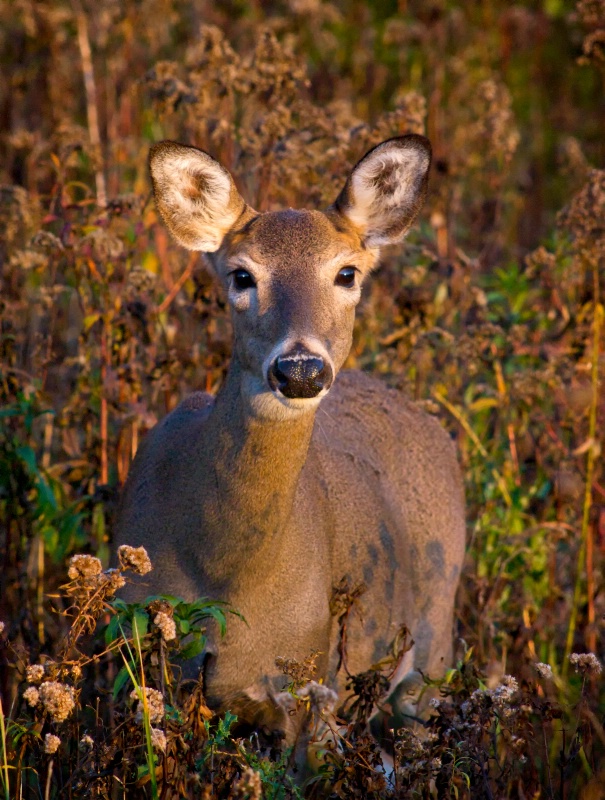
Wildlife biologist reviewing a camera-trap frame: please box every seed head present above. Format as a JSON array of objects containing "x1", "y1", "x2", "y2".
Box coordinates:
[
  {"x1": 297, "y1": 680, "x2": 338, "y2": 714},
  {"x1": 26, "y1": 664, "x2": 45, "y2": 684},
  {"x1": 118, "y1": 545, "x2": 153, "y2": 575},
  {"x1": 23, "y1": 686, "x2": 40, "y2": 707},
  {"x1": 44, "y1": 734, "x2": 61, "y2": 754},
  {"x1": 68, "y1": 554, "x2": 102, "y2": 581},
  {"x1": 38, "y1": 681, "x2": 76, "y2": 723},
  {"x1": 569, "y1": 652, "x2": 602, "y2": 676},
  {"x1": 154, "y1": 611, "x2": 177, "y2": 642},
  {"x1": 535, "y1": 662, "x2": 553, "y2": 680},
  {"x1": 232, "y1": 766, "x2": 262, "y2": 800},
  {"x1": 130, "y1": 687, "x2": 165, "y2": 724},
  {"x1": 150, "y1": 727, "x2": 167, "y2": 752},
  {"x1": 79, "y1": 734, "x2": 94, "y2": 750},
  {"x1": 101, "y1": 568, "x2": 126, "y2": 593},
  {"x1": 488, "y1": 675, "x2": 518, "y2": 708}
]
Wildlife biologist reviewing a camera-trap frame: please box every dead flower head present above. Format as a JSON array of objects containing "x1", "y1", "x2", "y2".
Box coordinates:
[
  {"x1": 297, "y1": 680, "x2": 338, "y2": 714},
  {"x1": 100, "y1": 568, "x2": 126, "y2": 594},
  {"x1": 232, "y1": 766, "x2": 262, "y2": 800},
  {"x1": 130, "y1": 687, "x2": 165, "y2": 724},
  {"x1": 275, "y1": 650, "x2": 320, "y2": 688},
  {"x1": 154, "y1": 611, "x2": 177, "y2": 642},
  {"x1": 569, "y1": 652, "x2": 602, "y2": 676},
  {"x1": 535, "y1": 662, "x2": 554, "y2": 680},
  {"x1": 118, "y1": 545, "x2": 153, "y2": 575},
  {"x1": 38, "y1": 681, "x2": 76, "y2": 723},
  {"x1": 44, "y1": 734, "x2": 61, "y2": 754},
  {"x1": 68, "y1": 554, "x2": 102, "y2": 581},
  {"x1": 150, "y1": 727, "x2": 167, "y2": 752},
  {"x1": 26, "y1": 664, "x2": 45, "y2": 684},
  {"x1": 23, "y1": 686, "x2": 40, "y2": 707},
  {"x1": 491, "y1": 675, "x2": 519, "y2": 707}
]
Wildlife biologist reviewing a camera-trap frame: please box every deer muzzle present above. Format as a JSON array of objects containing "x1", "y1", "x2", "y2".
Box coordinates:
[{"x1": 268, "y1": 344, "x2": 333, "y2": 399}]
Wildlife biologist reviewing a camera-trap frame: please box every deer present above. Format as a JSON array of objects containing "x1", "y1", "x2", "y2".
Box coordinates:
[{"x1": 115, "y1": 134, "x2": 466, "y2": 751}]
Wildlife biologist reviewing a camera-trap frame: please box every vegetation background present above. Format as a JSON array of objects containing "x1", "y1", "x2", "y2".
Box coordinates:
[{"x1": 1, "y1": 0, "x2": 604, "y2": 797}]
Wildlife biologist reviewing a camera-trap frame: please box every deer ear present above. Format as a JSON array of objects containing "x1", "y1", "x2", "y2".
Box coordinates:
[
  {"x1": 333, "y1": 135, "x2": 431, "y2": 248},
  {"x1": 149, "y1": 141, "x2": 249, "y2": 252}
]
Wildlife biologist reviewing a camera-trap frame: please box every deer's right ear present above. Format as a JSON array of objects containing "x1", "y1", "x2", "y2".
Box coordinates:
[{"x1": 149, "y1": 142, "x2": 249, "y2": 252}]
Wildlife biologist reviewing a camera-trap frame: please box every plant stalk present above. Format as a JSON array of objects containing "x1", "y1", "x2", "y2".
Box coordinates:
[{"x1": 563, "y1": 265, "x2": 602, "y2": 675}]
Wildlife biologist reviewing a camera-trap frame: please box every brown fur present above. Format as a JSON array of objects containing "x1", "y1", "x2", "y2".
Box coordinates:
[{"x1": 115, "y1": 135, "x2": 466, "y2": 740}]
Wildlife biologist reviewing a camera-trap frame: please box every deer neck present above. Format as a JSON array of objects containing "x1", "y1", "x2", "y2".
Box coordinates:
[{"x1": 196, "y1": 355, "x2": 316, "y2": 584}]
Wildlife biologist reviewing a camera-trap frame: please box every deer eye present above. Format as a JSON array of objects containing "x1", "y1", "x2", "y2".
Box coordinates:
[
  {"x1": 335, "y1": 267, "x2": 357, "y2": 288},
  {"x1": 232, "y1": 269, "x2": 256, "y2": 290}
]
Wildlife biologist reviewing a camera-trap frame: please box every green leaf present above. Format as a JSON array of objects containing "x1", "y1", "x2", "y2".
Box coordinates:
[
  {"x1": 16, "y1": 445, "x2": 38, "y2": 476},
  {"x1": 217, "y1": 711, "x2": 237, "y2": 740},
  {"x1": 132, "y1": 610, "x2": 149, "y2": 640},
  {"x1": 137, "y1": 763, "x2": 150, "y2": 779},
  {"x1": 105, "y1": 614, "x2": 121, "y2": 645},
  {"x1": 468, "y1": 397, "x2": 499, "y2": 412},
  {"x1": 0, "y1": 407, "x2": 27, "y2": 419},
  {"x1": 444, "y1": 668, "x2": 458, "y2": 684},
  {"x1": 113, "y1": 664, "x2": 133, "y2": 699},
  {"x1": 188, "y1": 598, "x2": 226, "y2": 613},
  {"x1": 179, "y1": 638, "x2": 206, "y2": 661},
  {"x1": 42, "y1": 525, "x2": 59, "y2": 557},
  {"x1": 202, "y1": 606, "x2": 228, "y2": 637},
  {"x1": 83, "y1": 312, "x2": 101, "y2": 331},
  {"x1": 36, "y1": 476, "x2": 58, "y2": 514},
  {"x1": 144, "y1": 594, "x2": 181, "y2": 607}
]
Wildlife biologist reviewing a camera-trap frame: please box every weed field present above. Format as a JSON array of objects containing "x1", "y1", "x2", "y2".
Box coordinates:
[{"x1": 1, "y1": 1, "x2": 604, "y2": 797}]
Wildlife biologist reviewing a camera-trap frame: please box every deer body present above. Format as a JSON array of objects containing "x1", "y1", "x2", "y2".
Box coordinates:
[{"x1": 115, "y1": 136, "x2": 466, "y2": 735}]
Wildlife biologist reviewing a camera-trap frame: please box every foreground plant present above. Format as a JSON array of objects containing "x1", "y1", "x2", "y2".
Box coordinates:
[
  {"x1": 2, "y1": 547, "x2": 605, "y2": 798},
  {"x1": 0, "y1": 548, "x2": 252, "y2": 798}
]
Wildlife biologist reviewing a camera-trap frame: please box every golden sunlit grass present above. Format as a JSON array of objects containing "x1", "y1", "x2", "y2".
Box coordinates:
[{"x1": 1, "y1": 0, "x2": 604, "y2": 796}]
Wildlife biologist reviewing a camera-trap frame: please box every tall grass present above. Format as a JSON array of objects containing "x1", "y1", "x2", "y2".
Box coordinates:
[{"x1": 0, "y1": 0, "x2": 604, "y2": 796}]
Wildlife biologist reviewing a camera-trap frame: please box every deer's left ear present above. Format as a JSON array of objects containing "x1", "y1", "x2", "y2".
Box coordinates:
[{"x1": 332, "y1": 134, "x2": 431, "y2": 248}]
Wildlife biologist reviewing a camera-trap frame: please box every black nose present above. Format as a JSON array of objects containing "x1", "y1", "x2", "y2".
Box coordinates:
[{"x1": 268, "y1": 345, "x2": 333, "y2": 399}]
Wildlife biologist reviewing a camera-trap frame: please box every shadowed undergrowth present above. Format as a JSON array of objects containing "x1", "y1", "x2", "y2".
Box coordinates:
[{"x1": 1, "y1": 0, "x2": 604, "y2": 796}]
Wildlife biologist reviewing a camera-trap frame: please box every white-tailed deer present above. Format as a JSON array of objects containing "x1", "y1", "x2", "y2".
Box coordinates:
[{"x1": 115, "y1": 135, "x2": 465, "y2": 741}]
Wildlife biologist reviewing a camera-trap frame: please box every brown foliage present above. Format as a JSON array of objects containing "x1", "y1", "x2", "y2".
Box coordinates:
[{"x1": 1, "y1": 0, "x2": 605, "y2": 796}]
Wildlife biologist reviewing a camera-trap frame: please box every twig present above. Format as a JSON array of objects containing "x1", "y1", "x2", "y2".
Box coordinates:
[
  {"x1": 432, "y1": 389, "x2": 512, "y2": 507},
  {"x1": 0, "y1": 697, "x2": 10, "y2": 800},
  {"x1": 156, "y1": 253, "x2": 197, "y2": 315},
  {"x1": 586, "y1": 517, "x2": 596, "y2": 653},
  {"x1": 44, "y1": 758, "x2": 54, "y2": 800},
  {"x1": 100, "y1": 315, "x2": 109, "y2": 485},
  {"x1": 581, "y1": 704, "x2": 605, "y2": 748},
  {"x1": 563, "y1": 265, "x2": 602, "y2": 674},
  {"x1": 73, "y1": 1, "x2": 107, "y2": 208},
  {"x1": 494, "y1": 357, "x2": 521, "y2": 486},
  {"x1": 37, "y1": 535, "x2": 45, "y2": 645},
  {"x1": 542, "y1": 721, "x2": 555, "y2": 800}
]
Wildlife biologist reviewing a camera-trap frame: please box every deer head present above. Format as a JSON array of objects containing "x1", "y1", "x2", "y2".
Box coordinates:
[{"x1": 149, "y1": 135, "x2": 431, "y2": 420}]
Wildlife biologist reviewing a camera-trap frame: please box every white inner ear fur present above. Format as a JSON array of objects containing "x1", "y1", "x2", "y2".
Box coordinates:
[
  {"x1": 345, "y1": 144, "x2": 430, "y2": 247},
  {"x1": 151, "y1": 147, "x2": 241, "y2": 252}
]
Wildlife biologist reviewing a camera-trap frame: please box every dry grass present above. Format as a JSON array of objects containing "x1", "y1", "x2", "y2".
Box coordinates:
[{"x1": 1, "y1": 0, "x2": 604, "y2": 797}]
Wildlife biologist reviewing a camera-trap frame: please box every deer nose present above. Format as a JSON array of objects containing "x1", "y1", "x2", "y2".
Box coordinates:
[{"x1": 268, "y1": 345, "x2": 333, "y2": 399}]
